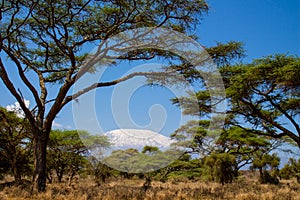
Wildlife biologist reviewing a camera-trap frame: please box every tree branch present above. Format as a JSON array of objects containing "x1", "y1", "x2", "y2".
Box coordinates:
[
  {"x1": 239, "y1": 98, "x2": 297, "y2": 140},
  {"x1": 255, "y1": 88, "x2": 300, "y2": 136},
  {"x1": 61, "y1": 70, "x2": 172, "y2": 108},
  {"x1": 0, "y1": 58, "x2": 35, "y2": 126},
  {"x1": 234, "y1": 123, "x2": 294, "y2": 141}
]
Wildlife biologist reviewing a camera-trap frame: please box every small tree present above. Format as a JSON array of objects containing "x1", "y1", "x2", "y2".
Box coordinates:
[
  {"x1": 217, "y1": 126, "x2": 274, "y2": 176},
  {"x1": 87, "y1": 156, "x2": 115, "y2": 186},
  {"x1": 0, "y1": 107, "x2": 32, "y2": 184},
  {"x1": 203, "y1": 153, "x2": 237, "y2": 185},
  {"x1": 171, "y1": 120, "x2": 274, "y2": 178},
  {"x1": 280, "y1": 158, "x2": 300, "y2": 183},
  {"x1": 142, "y1": 146, "x2": 159, "y2": 155},
  {"x1": 251, "y1": 153, "x2": 280, "y2": 184},
  {"x1": 47, "y1": 129, "x2": 109, "y2": 184},
  {"x1": 158, "y1": 154, "x2": 202, "y2": 182}
]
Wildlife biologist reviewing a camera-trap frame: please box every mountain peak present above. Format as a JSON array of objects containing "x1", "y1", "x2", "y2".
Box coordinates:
[{"x1": 104, "y1": 129, "x2": 174, "y2": 151}]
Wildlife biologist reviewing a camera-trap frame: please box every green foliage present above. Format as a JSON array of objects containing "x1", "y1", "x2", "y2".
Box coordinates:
[
  {"x1": 142, "y1": 146, "x2": 159, "y2": 155},
  {"x1": 171, "y1": 120, "x2": 273, "y2": 177},
  {"x1": 223, "y1": 54, "x2": 300, "y2": 147},
  {"x1": 251, "y1": 153, "x2": 280, "y2": 184},
  {"x1": 219, "y1": 127, "x2": 270, "y2": 149},
  {"x1": 160, "y1": 154, "x2": 202, "y2": 182},
  {"x1": 47, "y1": 130, "x2": 109, "y2": 183},
  {"x1": 87, "y1": 157, "x2": 116, "y2": 186},
  {"x1": 0, "y1": 107, "x2": 33, "y2": 182},
  {"x1": 168, "y1": 41, "x2": 245, "y2": 83},
  {"x1": 217, "y1": 126, "x2": 273, "y2": 171},
  {"x1": 206, "y1": 41, "x2": 245, "y2": 67},
  {"x1": 0, "y1": 0, "x2": 210, "y2": 82},
  {"x1": 170, "y1": 120, "x2": 213, "y2": 156},
  {"x1": 174, "y1": 54, "x2": 300, "y2": 152},
  {"x1": 103, "y1": 147, "x2": 179, "y2": 173},
  {"x1": 279, "y1": 158, "x2": 300, "y2": 183},
  {"x1": 252, "y1": 153, "x2": 280, "y2": 171},
  {"x1": 171, "y1": 54, "x2": 299, "y2": 187},
  {"x1": 202, "y1": 153, "x2": 237, "y2": 185}
]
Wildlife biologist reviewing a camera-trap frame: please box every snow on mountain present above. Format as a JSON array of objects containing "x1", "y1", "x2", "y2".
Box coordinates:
[{"x1": 104, "y1": 129, "x2": 175, "y2": 151}]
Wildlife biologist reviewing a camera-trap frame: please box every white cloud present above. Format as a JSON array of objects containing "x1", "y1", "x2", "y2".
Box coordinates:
[
  {"x1": 52, "y1": 121, "x2": 63, "y2": 128},
  {"x1": 6, "y1": 100, "x2": 30, "y2": 118},
  {"x1": 52, "y1": 121, "x2": 72, "y2": 129},
  {"x1": 6, "y1": 100, "x2": 73, "y2": 130}
]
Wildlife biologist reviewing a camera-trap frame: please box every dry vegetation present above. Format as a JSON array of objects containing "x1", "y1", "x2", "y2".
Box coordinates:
[{"x1": 0, "y1": 175, "x2": 299, "y2": 200}]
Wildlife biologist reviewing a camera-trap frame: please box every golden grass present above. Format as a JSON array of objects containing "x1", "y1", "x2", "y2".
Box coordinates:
[{"x1": 0, "y1": 177, "x2": 299, "y2": 200}]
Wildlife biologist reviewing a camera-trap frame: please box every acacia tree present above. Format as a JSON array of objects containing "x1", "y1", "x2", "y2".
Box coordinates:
[
  {"x1": 0, "y1": 0, "x2": 212, "y2": 191},
  {"x1": 217, "y1": 126, "x2": 278, "y2": 175},
  {"x1": 223, "y1": 55, "x2": 300, "y2": 148},
  {"x1": 170, "y1": 120, "x2": 274, "y2": 179},
  {"x1": 251, "y1": 152, "x2": 280, "y2": 184},
  {"x1": 174, "y1": 55, "x2": 300, "y2": 152}
]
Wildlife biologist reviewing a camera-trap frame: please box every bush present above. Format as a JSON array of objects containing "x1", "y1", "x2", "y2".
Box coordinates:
[
  {"x1": 259, "y1": 171, "x2": 279, "y2": 185},
  {"x1": 203, "y1": 153, "x2": 237, "y2": 185},
  {"x1": 279, "y1": 158, "x2": 300, "y2": 183},
  {"x1": 87, "y1": 158, "x2": 115, "y2": 185}
]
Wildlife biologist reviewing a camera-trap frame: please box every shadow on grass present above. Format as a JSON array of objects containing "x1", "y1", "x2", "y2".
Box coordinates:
[{"x1": 0, "y1": 179, "x2": 32, "y2": 191}]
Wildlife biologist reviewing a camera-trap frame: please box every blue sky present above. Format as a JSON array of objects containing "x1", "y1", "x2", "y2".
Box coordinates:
[
  {"x1": 199, "y1": 0, "x2": 300, "y2": 61},
  {"x1": 1, "y1": 0, "x2": 299, "y2": 138}
]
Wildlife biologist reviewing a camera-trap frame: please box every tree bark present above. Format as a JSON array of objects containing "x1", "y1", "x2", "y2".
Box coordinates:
[
  {"x1": 32, "y1": 130, "x2": 48, "y2": 192},
  {"x1": 12, "y1": 159, "x2": 21, "y2": 184},
  {"x1": 8, "y1": 148, "x2": 22, "y2": 184}
]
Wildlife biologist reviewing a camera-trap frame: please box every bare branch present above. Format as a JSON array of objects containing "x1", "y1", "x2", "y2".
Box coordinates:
[
  {"x1": 234, "y1": 122, "x2": 296, "y2": 141},
  {"x1": 1, "y1": 46, "x2": 43, "y2": 115},
  {"x1": 61, "y1": 70, "x2": 173, "y2": 107},
  {"x1": 0, "y1": 58, "x2": 35, "y2": 126},
  {"x1": 253, "y1": 87, "x2": 300, "y2": 135}
]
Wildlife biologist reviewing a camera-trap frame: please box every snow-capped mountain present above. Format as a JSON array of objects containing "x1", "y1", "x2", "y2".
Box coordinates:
[{"x1": 104, "y1": 129, "x2": 175, "y2": 151}]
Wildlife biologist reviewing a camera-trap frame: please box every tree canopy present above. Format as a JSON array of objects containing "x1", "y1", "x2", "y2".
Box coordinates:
[
  {"x1": 223, "y1": 55, "x2": 300, "y2": 147},
  {"x1": 175, "y1": 54, "x2": 300, "y2": 149}
]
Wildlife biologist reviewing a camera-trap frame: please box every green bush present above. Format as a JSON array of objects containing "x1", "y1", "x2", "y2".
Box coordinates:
[
  {"x1": 279, "y1": 158, "x2": 300, "y2": 183},
  {"x1": 203, "y1": 153, "x2": 237, "y2": 185}
]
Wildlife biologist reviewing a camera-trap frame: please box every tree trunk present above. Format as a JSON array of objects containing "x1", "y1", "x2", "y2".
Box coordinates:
[
  {"x1": 9, "y1": 150, "x2": 21, "y2": 184},
  {"x1": 258, "y1": 167, "x2": 264, "y2": 183},
  {"x1": 33, "y1": 131, "x2": 48, "y2": 192},
  {"x1": 12, "y1": 163, "x2": 21, "y2": 184}
]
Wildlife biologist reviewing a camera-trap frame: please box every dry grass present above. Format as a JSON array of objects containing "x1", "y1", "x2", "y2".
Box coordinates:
[{"x1": 0, "y1": 177, "x2": 299, "y2": 200}]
